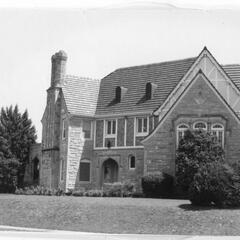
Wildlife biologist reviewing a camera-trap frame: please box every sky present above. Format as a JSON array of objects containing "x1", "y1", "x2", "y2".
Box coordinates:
[{"x1": 0, "y1": 1, "x2": 240, "y2": 141}]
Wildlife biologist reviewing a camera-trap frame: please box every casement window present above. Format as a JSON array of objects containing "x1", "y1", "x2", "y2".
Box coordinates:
[
  {"x1": 62, "y1": 119, "x2": 66, "y2": 140},
  {"x1": 193, "y1": 121, "x2": 207, "y2": 131},
  {"x1": 60, "y1": 159, "x2": 64, "y2": 181},
  {"x1": 105, "y1": 120, "x2": 116, "y2": 136},
  {"x1": 176, "y1": 124, "x2": 189, "y2": 147},
  {"x1": 136, "y1": 117, "x2": 148, "y2": 136},
  {"x1": 211, "y1": 124, "x2": 224, "y2": 147},
  {"x1": 128, "y1": 155, "x2": 136, "y2": 170},
  {"x1": 83, "y1": 120, "x2": 92, "y2": 139},
  {"x1": 79, "y1": 160, "x2": 91, "y2": 182}
]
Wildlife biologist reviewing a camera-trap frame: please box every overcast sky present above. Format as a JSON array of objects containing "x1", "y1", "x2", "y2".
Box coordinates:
[{"x1": 1, "y1": 2, "x2": 240, "y2": 141}]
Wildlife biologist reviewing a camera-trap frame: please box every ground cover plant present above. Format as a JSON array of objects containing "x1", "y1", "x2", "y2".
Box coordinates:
[{"x1": 0, "y1": 194, "x2": 240, "y2": 235}]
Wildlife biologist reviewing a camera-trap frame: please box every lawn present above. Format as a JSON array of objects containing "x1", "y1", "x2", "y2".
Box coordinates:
[{"x1": 0, "y1": 194, "x2": 240, "y2": 235}]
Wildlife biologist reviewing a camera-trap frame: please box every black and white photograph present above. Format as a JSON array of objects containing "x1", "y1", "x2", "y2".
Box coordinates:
[{"x1": 0, "y1": 0, "x2": 240, "y2": 239}]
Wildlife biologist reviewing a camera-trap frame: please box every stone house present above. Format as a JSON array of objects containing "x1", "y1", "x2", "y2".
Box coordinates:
[{"x1": 29, "y1": 47, "x2": 240, "y2": 191}]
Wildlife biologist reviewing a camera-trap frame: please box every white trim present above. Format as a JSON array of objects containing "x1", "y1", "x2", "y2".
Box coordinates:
[
  {"x1": 211, "y1": 123, "x2": 224, "y2": 148},
  {"x1": 133, "y1": 117, "x2": 136, "y2": 146},
  {"x1": 124, "y1": 118, "x2": 127, "y2": 146},
  {"x1": 176, "y1": 123, "x2": 189, "y2": 148},
  {"x1": 79, "y1": 159, "x2": 91, "y2": 183},
  {"x1": 94, "y1": 146, "x2": 144, "y2": 150},
  {"x1": 95, "y1": 111, "x2": 152, "y2": 118},
  {"x1": 154, "y1": 48, "x2": 240, "y2": 116},
  {"x1": 142, "y1": 71, "x2": 240, "y2": 143},
  {"x1": 135, "y1": 116, "x2": 149, "y2": 137},
  {"x1": 193, "y1": 121, "x2": 207, "y2": 131},
  {"x1": 128, "y1": 154, "x2": 136, "y2": 170}
]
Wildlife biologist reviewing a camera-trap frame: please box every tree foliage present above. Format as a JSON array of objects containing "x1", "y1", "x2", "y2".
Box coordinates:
[
  {"x1": 176, "y1": 129, "x2": 224, "y2": 193},
  {"x1": 0, "y1": 105, "x2": 36, "y2": 188}
]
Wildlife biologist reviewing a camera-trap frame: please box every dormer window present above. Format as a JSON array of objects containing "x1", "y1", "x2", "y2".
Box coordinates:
[
  {"x1": 115, "y1": 86, "x2": 128, "y2": 103},
  {"x1": 146, "y1": 82, "x2": 157, "y2": 100}
]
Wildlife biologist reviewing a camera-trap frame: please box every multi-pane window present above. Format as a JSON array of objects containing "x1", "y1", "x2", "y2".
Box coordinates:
[
  {"x1": 128, "y1": 155, "x2": 136, "y2": 169},
  {"x1": 79, "y1": 160, "x2": 91, "y2": 182},
  {"x1": 62, "y1": 119, "x2": 66, "y2": 139},
  {"x1": 176, "y1": 124, "x2": 189, "y2": 147},
  {"x1": 83, "y1": 120, "x2": 92, "y2": 139},
  {"x1": 136, "y1": 117, "x2": 148, "y2": 136},
  {"x1": 193, "y1": 122, "x2": 207, "y2": 131},
  {"x1": 106, "y1": 120, "x2": 116, "y2": 136},
  {"x1": 211, "y1": 124, "x2": 224, "y2": 147}
]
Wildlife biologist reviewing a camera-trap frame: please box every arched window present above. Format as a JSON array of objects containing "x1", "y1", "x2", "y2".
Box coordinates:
[
  {"x1": 176, "y1": 124, "x2": 189, "y2": 147},
  {"x1": 193, "y1": 121, "x2": 207, "y2": 131},
  {"x1": 128, "y1": 155, "x2": 136, "y2": 170},
  {"x1": 211, "y1": 124, "x2": 224, "y2": 147}
]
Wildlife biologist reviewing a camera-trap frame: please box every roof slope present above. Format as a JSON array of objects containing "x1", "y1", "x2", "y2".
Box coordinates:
[
  {"x1": 62, "y1": 75, "x2": 100, "y2": 116},
  {"x1": 95, "y1": 57, "x2": 197, "y2": 115},
  {"x1": 222, "y1": 64, "x2": 240, "y2": 90}
]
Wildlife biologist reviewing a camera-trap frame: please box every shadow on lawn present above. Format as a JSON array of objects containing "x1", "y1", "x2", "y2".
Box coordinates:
[{"x1": 179, "y1": 203, "x2": 240, "y2": 211}]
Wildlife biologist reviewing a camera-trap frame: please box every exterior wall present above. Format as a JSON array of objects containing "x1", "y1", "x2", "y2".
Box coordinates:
[
  {"x1": 93, "y1": 148, "x2": 144, "y2": 190},
  {"x1": 143, "y1": 74, "x2": 240, "y2": 176},
  {"x1": 24, "y1": 143, "x2": 42, "y2": 185},
  {"x1": 66, "y1": 116, "x2": 95, "y2": 191}
]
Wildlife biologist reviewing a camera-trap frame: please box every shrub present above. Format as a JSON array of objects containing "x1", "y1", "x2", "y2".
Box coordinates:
[
  {"x1": 72, "y1": 189, "x2": 85, "y2": 197},
  {"x1": 141, "y1": 172, "x2": 174, "y2": 198},
  {"x1": 176, "y1": 129, "x2": 224, "y2": 194},
  {"x1": 15, "y1": 185, "x2": 65, "y2": 196},
  {"x1": 85, "y1": 189, "x2": 103, "y2": 197},
  {"x1": 189, "y1": 161, "x2": 240, "y2": 207},
  {"x1": 103, "y1": 182, "x2": 136, "y2": 197}
]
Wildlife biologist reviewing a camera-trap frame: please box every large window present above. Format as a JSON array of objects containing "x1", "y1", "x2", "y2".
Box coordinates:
[
  {"x1": 79, "y1": 160, "x2": 91, "y2": 182},
  {"x1": 176, "y1": 124, "x2": 189, "y2": 147},
  {"x1": 128, "y1": 155, "x2": 136, "y2": 170},
  {"x1": 105, "y1": 120, "x2": 116, "y2": 136},
  {"x1": 83, "y1": 120, "x2": 92, "y2": 139},
  {"x1": 193, "y1": 121, "x2": 207, "y2": 131},
  {"x1": 136, "y1": 117, "x2": 148, "y2": 136},
  {"x1": 211, "y1": 124, "x2": 224, "y2": 147}
]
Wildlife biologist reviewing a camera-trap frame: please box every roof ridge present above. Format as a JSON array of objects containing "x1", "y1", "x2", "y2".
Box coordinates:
[
  {"x1": 65, "y1": 74, "x2": 99, "y2": 82},
  {"x1": 116, "y1": 56, "x2": 197, "y2": 72}
]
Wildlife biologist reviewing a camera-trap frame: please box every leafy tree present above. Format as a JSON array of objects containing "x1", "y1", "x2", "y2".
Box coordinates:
[
  {"x1": 176, "y1": 129, "x2": 224, "y2": 193},
  {"x1": 0, "y1": 105, "x2": 37, "y2": 187},
  {"x1": 0, "y1": 136, "x2": 19, "y2": 192}
]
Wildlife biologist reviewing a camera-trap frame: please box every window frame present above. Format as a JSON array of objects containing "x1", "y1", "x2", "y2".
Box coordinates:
[
  {"x1": 193, "y1": 121, "x2": 207, "y2": 131},
  {"x1": 176, "y1": 123, "x2": 189, "y2": 147},
  {"x1": 105, "y1": 119, "x2": 117, "y2": 138},
  {"x1": 79, "y1": 159, "x2": 91, "y2": 183},
  {"x1": 128, "y1": 155, "x2": 136, "y2": 170},
  {"x1": 136, "y1": 117, "x2": 149, "y2": 136},
  {"x1": 82, "y1": 120, "x2": 92, "y2": 140},
  {"x1": 211, "y1": 123, "x2": 224, "y2": 147}
]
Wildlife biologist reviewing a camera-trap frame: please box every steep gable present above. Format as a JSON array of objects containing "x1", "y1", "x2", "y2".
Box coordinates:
[{"x1": 62, "y1": 75, "x2": 100, "y2": 117}]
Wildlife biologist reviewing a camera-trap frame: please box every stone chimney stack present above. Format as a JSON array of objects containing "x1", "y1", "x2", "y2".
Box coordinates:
[{"x1": 51, "y1": 50, "x2": 67, "y2": 87}]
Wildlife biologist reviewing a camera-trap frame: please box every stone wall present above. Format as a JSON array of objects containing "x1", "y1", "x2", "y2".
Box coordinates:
[{"x1": 143, "y1": 74, "x2": 240, "y2": 176}]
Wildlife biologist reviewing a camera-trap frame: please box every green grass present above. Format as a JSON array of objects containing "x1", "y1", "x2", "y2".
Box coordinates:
[{"x1": 0, "y1": 194, "x2": 240, "y2": 235}]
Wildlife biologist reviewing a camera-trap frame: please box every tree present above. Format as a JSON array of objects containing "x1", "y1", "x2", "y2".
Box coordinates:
[
  {"x1": 0, "y1": 105, "x2": 37, "y2": 187},
  {"x1": 176, "y1": 129, "x2": 224, "y2": 193}
]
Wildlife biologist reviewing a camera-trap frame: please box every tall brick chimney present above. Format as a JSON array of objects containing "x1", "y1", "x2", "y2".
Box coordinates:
[{"x1": 51, "y1": 50, "x2": 67, "y2": 88}]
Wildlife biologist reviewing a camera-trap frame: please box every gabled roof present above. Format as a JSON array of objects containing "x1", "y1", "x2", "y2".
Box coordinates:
[
  {"x1": 222, "y1": 64, "x2": 240, "y2": 90},
  {"x1": 95, "y1": 57, "x2": 197, "y2": 116},
  {"x1": 62, "y1": 75, "x2": 100, "y2": 117}
]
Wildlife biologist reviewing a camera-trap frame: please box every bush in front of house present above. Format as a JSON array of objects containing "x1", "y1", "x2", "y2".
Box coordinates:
[
  {"x1": 176, "y1": 129, "x2": 224, "y2": 195},
  {"x1": 15, "y1": 185, "x2": 65, "y2": 196},
  {"x1": 103, "y1": 181, "x2": 136, "y2": 197},
  {"x1": 141, "y1": 172, "x2": 174, "y2": 198},
  {"x1": 189, "y1": 161, "x2": 240, "y2": 207}
]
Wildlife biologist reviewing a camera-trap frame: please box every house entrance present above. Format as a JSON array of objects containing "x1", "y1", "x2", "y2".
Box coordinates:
[{"x1": 101, "y1": 158, "x2": 118, "y2": 184}]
